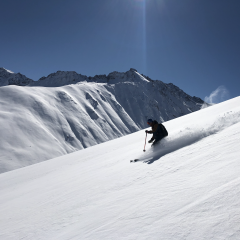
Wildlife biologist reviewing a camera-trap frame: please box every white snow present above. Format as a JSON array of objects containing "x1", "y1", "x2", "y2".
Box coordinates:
[
  {"x1": 0, "y1": 97, "x2": 240, "y2": 240},
  {"x1": 3, "y1": 68, "x2": 14, "y2": 74}
]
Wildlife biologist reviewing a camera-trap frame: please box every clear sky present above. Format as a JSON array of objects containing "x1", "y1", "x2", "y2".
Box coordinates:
[{"x1": 1, "y1": 0, "x2": 240, "y2": 102}]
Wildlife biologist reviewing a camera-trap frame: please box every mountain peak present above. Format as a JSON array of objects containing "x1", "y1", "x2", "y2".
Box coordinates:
[
  {"x1": 0, "y1": 67, "x2": 14, "y2": 74},
  {"x1": 105, "y1": 68, "x2": 150, "y2": 84},
  {"x1": 0, "y1": 67, "x2": 33, "y2": 86}
]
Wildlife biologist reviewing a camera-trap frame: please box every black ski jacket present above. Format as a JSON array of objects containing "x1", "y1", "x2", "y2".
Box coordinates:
[{"x1": 149, "y1": 120, "x2": 168, "y2": 141}]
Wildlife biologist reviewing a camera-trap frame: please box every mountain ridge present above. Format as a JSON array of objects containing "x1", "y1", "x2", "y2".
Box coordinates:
[{"x1": 0, "y1": 67, "x2": 202, "y2": 102}]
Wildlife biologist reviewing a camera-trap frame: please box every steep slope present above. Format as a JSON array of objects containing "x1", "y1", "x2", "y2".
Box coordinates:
[
  {"x1": 0, "y1": 84, "x2": 138, "y2": 173},
  {"x1": 0, "y1": 97, "x2": 240, "y2": 240},
  {"x1": 0, "y1": 68, "x2": 204, "y2": 173}
]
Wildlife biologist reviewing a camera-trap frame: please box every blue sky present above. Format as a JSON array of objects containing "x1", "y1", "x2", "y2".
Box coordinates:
[{"x1": 1, "y1": 0, "x2": 240, "y2": 102}]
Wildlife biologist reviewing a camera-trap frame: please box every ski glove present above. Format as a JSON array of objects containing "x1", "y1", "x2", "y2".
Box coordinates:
[{"x1": 145, "y1": 130, "x2": 149, "y2": 133}]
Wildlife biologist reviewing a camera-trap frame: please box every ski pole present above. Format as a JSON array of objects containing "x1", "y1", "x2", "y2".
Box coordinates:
[{"x1": 143, "y1": 132, "x2": 147, "y2": 152}]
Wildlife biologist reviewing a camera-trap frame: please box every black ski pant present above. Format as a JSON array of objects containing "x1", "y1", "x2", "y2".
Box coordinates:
[{"x1": 151, "y1": 136, "x2": 165, "y2": 147}]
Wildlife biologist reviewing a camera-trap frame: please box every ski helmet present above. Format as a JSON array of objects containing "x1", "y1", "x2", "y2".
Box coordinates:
[{"x1": 147, "y1": 119, "x2": 153, "y2": 124}]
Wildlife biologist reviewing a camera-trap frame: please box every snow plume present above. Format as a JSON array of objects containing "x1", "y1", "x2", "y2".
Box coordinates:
[
  {"x1": 138, "y1": 110, "x2": 240, "y2": 163},
  {"x1": 204, "y1": 86, "x2": 230, "y2": 104}
]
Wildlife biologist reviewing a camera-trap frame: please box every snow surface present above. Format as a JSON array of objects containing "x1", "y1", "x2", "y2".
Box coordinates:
[
  {"x1": 0, "y1": 97, "x2": 240, "y2": 240},
  {"x1": 0, "y1": 68, "x2": 203, "y2": 173}
]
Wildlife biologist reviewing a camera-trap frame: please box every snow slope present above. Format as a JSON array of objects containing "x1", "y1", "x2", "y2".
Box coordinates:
[
  {"x1": 0, "y1": 97, "x2": 240, "y2": 240},
  {"x1": 0, "y1": 68, "x2": 203, "y2": 173}
]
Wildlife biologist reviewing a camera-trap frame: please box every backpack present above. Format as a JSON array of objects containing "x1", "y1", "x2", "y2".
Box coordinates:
[{"x1": 159, "y1": 123, "x2": 168, "y2": 137}]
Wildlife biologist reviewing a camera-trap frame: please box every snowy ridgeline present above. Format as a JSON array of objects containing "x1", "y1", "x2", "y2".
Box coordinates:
[
  {"x1": 0, "y1": 97, "x2": 240, "y2": 240},
  {"x1": 0, "y1": 67, "x2": 204, "y2": 173}
]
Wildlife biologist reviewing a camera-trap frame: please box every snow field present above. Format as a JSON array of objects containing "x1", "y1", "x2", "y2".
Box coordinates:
[{"x1": 0, "y1": 97, "x2": 240, "y2": 239}]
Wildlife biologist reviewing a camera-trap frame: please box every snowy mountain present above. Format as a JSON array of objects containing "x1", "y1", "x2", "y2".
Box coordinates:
[
  {"x1": 0, "y1": 67, "x2": 204, "y2": 173},
  {"x1": 0, "y1": 67, "x2": 33, "y2": 86},
  {"x1": 0, "y1": 97, "x2": 240, "y2": 240}
]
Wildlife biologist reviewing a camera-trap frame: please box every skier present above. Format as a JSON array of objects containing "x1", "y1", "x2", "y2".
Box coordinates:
[{"x1": 145, "y1": 119, "x2": 168, "y2": 146}]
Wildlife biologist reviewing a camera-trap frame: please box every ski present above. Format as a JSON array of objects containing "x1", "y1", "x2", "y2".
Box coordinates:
[{"x1": 130, "y1": 159, "x2": 139, "y2": 163}]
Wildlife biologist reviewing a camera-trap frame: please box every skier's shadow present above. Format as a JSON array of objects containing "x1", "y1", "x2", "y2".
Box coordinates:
[
  {"x1": 145, "y1": 154, "x2": 165, "y2": 164},
  {"x1": 144, "y1": 134, "x2": 203, "y2": 164},
  {"x1": 143, "y1": 141, "x2": 169, "y2": 164}
]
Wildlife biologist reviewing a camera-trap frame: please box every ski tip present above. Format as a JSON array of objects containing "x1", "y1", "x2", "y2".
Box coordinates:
[{"x1": 130, "y1": 159, "x2": 139, "y2": 163}]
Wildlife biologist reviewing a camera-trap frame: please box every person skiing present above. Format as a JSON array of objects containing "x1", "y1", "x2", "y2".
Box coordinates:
[{"x1": 145, "y1": 119, "x2": 168, "y2": 146}]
